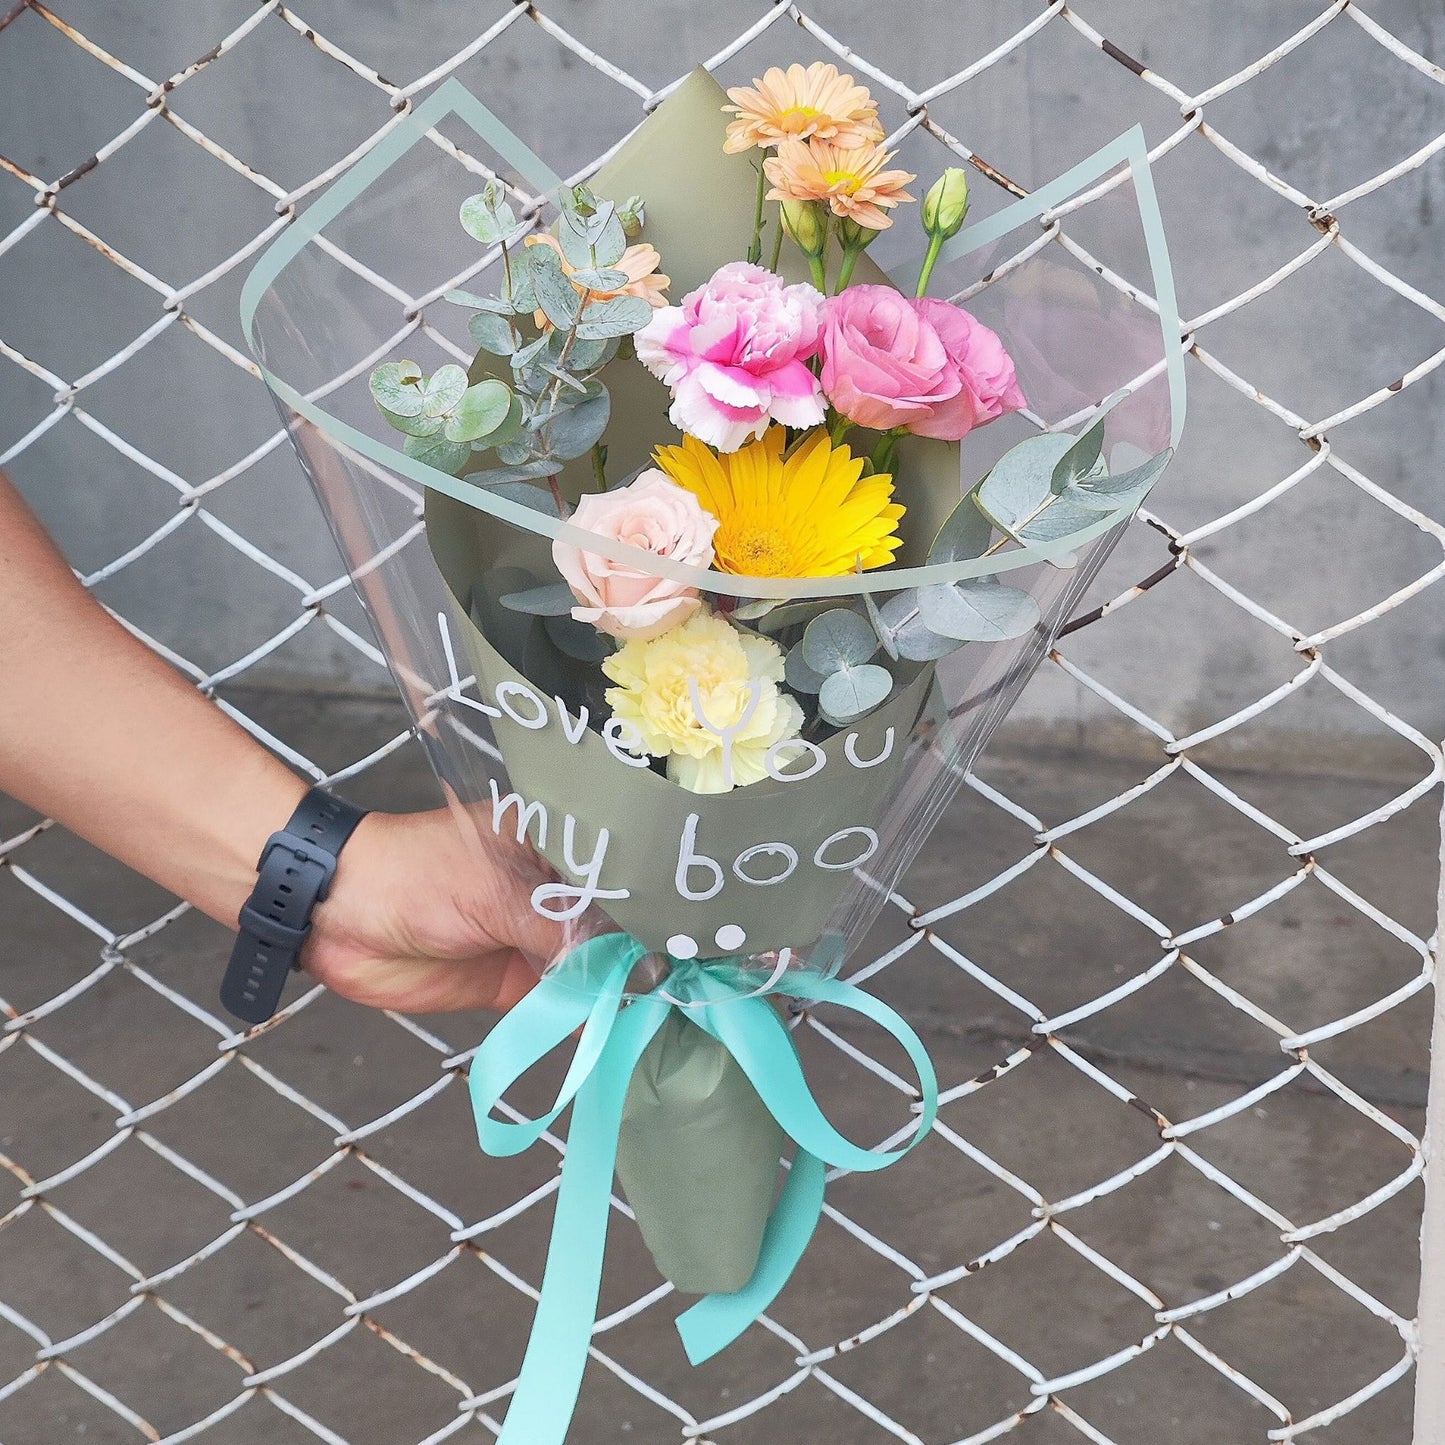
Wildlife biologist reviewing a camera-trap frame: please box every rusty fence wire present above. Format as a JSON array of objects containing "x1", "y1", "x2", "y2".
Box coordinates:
[{"x1": 2, "y1": 2, "x2": 1444, "y2": 1442}]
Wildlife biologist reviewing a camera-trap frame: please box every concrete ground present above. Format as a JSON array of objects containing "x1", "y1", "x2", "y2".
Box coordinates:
[{"x1": 0, "y1": 691, "x2": 1437, "y2": 1445}]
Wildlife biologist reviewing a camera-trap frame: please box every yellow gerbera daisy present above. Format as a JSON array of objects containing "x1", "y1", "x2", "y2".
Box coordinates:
[
  {"x1": 723, "y1": 62, "x2": 884, "y2": 154},
  {"x1": 654, "y1": 427, "x2": 905, "y2": 577}
]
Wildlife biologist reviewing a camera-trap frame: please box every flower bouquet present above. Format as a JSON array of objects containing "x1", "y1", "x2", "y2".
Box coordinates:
[{"x1": 242, "y1": 60, "x2": 1182, "y2": 1445}]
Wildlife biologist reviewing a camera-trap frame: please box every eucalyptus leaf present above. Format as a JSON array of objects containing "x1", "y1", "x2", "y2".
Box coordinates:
[
  {"x1": 929, "y1": 496, "x2": 993, "y2": 564},
  {"x1": 538, "y1": 360, "x2": 591, "y2": 393},
  {"x1": 404, "y1": 431, "x2": 471, "y2": 475},
  {"x1": 558, "y1": 207, "x2": 599, "y2": 269},
  {"x1": 752, "y1": 598, "x2": 837, "y2": 634},
  {"x1": 566, "y1": 335, "x2": 619, "y2": 371},
  {"x1": 460, "y1": 189, "x2": 516, "y2": 245},
  {"x1": 732, "y1": 599, "x2": 780, "y2": 622},
  {"x1": 974, "y1": 432, "x2": 1074, "y2": 536},
  {"x1": 861, "y1": 586, "x2": 899, "y2": 661},
  {"x1": 445, "y1": 380, "x2": 513, "y2": 442},
  {"x1": 569, "y1": 266, "x2": 630, "y2": 292},
  {"x1": 469, "y1": 310, "x2": 518, "y2": 356},
  {"x1": 446, "y1": 289, "x2": 513, "y2": 314},
  {"x1": 916, "y1": 579, "x2": 1040, "y2": 642},
  {"x1": 511, "y1": 334, "x2": 551, "y2": 372},
  {"x1": 544, "y1": 613, "x2": 612, "y2": 662},
  {"x1": 1068, "y1": 448, "x2": 1172, "y2": 510},
  {"x1": 495, "y1": 441, "x2": 534, "y2": 466},
  {"x1": 505, "y1": 265, "x2": 537, "y2": 315},
  {"x1": 486, "y1": 395, "x2": 526, "y2": 451},
  {"x1": 588, "y1": 211, "x2": 628, "y2": 269},
  {"x1": 467, "y1": 460, "x2": 562, "y2": 486},
  {"x1": 1011, "y1": 493, "x2": 1105, "y2": 542},
  {"x1": 801, "y1": 609, "x2": 878, "y2": 673},
  {"x1": 378, "y1": 405, "x2": 444, "y2": 439},
  {"x1": 369, "y1": 361, "x2": 424, "y2": 417},
  {"x1": 819, "y1": 664, "x2": 893, "y2": 724},
  {"x1": 1050, "y1": 415, "x2": 1108, "y2": 495},
  {"x1": 490, "y1": 480, "x2": 560, "y2": 516},
  {"x1": 560, "y1": 198, "x2": 626, "y2": 269},
  {"x1": 422, "y1": 364, "x2": 469, "y2": 418},
  {"x1": 784, "y1": 645, "x2": 825, "y2": 694},
  {"x1": 575, "y1": 294, "x2": 652, "y2": 340},
  {"x1": 878, "y1": 592, "x2": 959, "y2": 662},
  {"x1": 529, "y1": 244, "x2": 582, "y2": 329},
  {"x1": 544, "y1": 389, "x2": 611, "y2": 461},
  {"x1": 499, "y1": 582, "x2": 577, "y2": 616}
]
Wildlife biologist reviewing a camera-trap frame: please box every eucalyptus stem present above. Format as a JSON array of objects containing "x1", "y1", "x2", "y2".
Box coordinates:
[
  {"x1": 547, "y1": 471, "x2": 570, "y2": 518},
  {"x1": 916, "y1": 232, "x2": 945, "y2": 298},
  {"x1": 747, "y1": 162, "x2": 767, "y2": 266}
]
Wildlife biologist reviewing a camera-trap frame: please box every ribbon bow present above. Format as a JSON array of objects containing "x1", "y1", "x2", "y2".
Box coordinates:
[{"x1": 468, "y1": 932, "x2": 939, "y2": 1444}]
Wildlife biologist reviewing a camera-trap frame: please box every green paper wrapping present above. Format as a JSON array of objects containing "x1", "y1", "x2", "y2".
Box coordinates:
[{"x1": 616, "y1": 1012, "x2": 785, "y2": 1295}]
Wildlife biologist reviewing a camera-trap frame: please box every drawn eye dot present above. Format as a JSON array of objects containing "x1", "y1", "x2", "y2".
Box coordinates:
[
  {"x1": 714, "y1": 924, "x2": 746, "y2": 951},
  {"x1": 666, "y1": 933, "x2": 699, "y2": 960}
]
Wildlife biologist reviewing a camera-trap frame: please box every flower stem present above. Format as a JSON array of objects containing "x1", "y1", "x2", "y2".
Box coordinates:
[
  {"x1": 769, "y1": 215, "x2": 784, "y2": 273},
  {"x1": 871, "y1": 431, "x2": 899, "y2": 476},
  {"x1": 591, "y1": 442, "x2": 608, "y2": 491},
  {"x1": 835, "y1": 244, "x2": 862, "y2": 294},
  {"x1": 916, "y1": 233, "x2": 945, "y2": 298},
  {"x1": 829, "y1": 411, "x2": 852, "y2": 446},
  {"x1": 808, "y1": 249, "x2": 828, "y2": 292},
  {"x1": 747, "y1": 161, "x2": 767, "y2": 266}
]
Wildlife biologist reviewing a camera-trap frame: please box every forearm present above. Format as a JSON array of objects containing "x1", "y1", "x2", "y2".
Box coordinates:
[{"x1": 0, "y1": 475, "x2": 306, "y2": 926}]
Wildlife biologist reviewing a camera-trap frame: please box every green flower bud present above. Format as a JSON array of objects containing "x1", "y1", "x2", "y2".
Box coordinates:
[
  {"x1": 780, "y1": 199, "x2": 828, "y2": 259},
  {"x1": 836, "y1": 215, "x2": 880, "y2": 253},
  {"x1": 922, "y1": 167, "x2": 970, "y2": 241},
  {"x1": 616, "y1": 195, "x2": 646, "y2": 240}
]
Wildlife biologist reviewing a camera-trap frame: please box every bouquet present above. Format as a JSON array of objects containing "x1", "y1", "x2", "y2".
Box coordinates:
[{"x1": 242, "y1": 61, "x2": 1183, "y2": 1445}]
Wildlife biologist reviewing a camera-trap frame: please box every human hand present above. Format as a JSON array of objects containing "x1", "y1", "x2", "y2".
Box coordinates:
[{"x1": 302, "y1": 808, "x2": 564, "y2": 1014}]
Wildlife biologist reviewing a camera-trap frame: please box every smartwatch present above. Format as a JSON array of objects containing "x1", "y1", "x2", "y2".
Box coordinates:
[{"x1": 220, "y1": 787, "x2": 369, "y2": 1024}]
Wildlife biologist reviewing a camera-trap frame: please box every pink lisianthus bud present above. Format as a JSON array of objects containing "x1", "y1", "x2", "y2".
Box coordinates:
[
  {"x1": 820, "y1": 284, "x2": 1026, "y2": 441},
  {"x1": 635, "y1": 261, "x2": 827, "y2": 453}
]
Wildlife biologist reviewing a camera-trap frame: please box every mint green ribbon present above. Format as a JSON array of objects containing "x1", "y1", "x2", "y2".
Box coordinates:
[{"x1": 468, "y1": 932, "x2": 939, "y2": 1445}]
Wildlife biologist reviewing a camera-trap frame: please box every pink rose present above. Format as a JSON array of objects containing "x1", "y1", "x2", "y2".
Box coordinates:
[
  {"x1": 553, "y1": 471, "x2": 718, "y2": 641},
  {"x1": 635, "y1": 261, "x2": 826, "y2": 453},
  {"x1": 820, "y1": 285, "x2": 1026, "y2": 441}
]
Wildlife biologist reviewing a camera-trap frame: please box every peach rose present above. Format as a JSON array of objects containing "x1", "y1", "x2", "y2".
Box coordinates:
[{"x1": 553, "y1": 472, "x2": 719, "y2": 641}]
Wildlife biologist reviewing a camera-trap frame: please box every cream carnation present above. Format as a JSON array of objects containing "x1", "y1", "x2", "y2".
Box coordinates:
[{"x1": 602, "y1": 610, "x2": 804, "y2": 794}]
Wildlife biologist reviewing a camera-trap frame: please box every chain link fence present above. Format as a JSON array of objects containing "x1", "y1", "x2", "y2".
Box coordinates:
[{"x1": 3, "y1": 2, "x2": 1444, "y2": 1442}]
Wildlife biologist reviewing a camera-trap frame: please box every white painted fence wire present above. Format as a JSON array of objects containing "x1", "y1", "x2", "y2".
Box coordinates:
[{"x1": 2, "y1": 2, "x2": 1443, "y2": 1442}]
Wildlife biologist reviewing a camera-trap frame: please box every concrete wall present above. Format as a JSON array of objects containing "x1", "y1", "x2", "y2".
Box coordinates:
[{"x1": 2, "y1": 0, "x2": 1442, "y2": 742}]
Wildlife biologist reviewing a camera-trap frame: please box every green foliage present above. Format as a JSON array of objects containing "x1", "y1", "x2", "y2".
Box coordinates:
[
  {"x1": 819, "y1": 664, "x2": 893, "y2": 725},
  {"x1": 371, "y1": 183, "x2": 656, "y2": 489},
  {"x1": 499, "y1": 582, "x2": 577, "y2": 616},
  {"x1": 793, "y1": 609, "x2": 893, "y2": 726}
]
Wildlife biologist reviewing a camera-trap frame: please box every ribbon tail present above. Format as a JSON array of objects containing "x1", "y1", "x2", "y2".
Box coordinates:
[
  {"x1": 675, "y1": 1149, "x2": 827, "y2": 1366},
  {"x1": 499, "y1": 998, "x2": 667, "y2": 1445}
]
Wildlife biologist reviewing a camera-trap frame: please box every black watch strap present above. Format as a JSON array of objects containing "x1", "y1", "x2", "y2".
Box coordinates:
[{"x1": 220, "y1": 787, "x2": 369, "y2": 1024}]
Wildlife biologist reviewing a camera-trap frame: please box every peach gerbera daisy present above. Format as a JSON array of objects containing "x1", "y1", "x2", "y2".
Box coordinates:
[
  {"x1": 523, "y1": 233, "x2": 669, "y2": 330},
  {"x1": 723, "y1": 62, "x2": 884, "y2": 154},
  {"x1": 765, "y1": 138, "x2": 916, "y2": 231}
]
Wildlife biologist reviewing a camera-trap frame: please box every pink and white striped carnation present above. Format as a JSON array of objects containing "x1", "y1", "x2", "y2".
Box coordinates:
[{"x1": 635, "y1": 262, "x2": 827, "y2": 453}]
